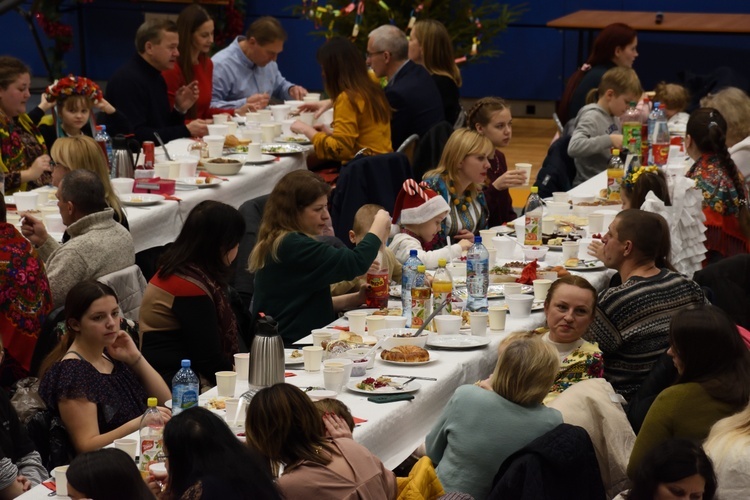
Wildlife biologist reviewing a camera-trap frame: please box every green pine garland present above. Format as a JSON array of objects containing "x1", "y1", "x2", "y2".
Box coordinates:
[{"x1": 292, "y1": 0, "x2": 527, "y2": 65}]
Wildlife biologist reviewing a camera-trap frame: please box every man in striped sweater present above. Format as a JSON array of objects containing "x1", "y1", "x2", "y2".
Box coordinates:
[{"x1": 585, "y1": 209, "x2": 705, "y2": 401}]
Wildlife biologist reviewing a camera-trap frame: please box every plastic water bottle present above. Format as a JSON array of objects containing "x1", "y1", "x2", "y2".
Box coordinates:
[
  {"x1": 401, "y1": 249, "x2": 423, "y2": 326},
  {"x1": 139, "y1": 397, "x2": 165, "y2": 472},
  {"x1": 524, "y1": 186, "x2": 543, "y2": 246},
  {"x1": 651, "y1": 104, "x2": 670, "y2": 166},
  {"x1": 432, "y1": 259, "x2": 453, "y2": 325},
  {"x1": 171, "y1": 359, "x2": 199, "y2": 416},
  {"x1": 466, "y1": 236, "x2": 489, "y2": 312},
  {"x1": 647, "y1": 102, "x2": 661, "y2": 164},
  {"x1": 94, "y1": 125, "x2": 114, "y2": 177},
  {"x1": 410, "y1": 265, "x2": 431, "y2": 328}
]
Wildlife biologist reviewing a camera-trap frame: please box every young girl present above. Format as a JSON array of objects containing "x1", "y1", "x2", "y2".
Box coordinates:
[
  {"x1": 685, "y1": 107, "x2": 750, "y2": 261},
  {"x1": 467, "y1": 97, "x2": 527, "y2": 226},
  {"x1": 568, "y1": 66, "x2": 643, "y2": 186},
  {"x1": 422, "y1": 128, "x2": 493, "y2": 247},
  {"x1": 621, "y1": 165, "x2": 671, "y2": 210},
  {"x1": 27, "y1": 75, "x2": 127, "y2": 150}
]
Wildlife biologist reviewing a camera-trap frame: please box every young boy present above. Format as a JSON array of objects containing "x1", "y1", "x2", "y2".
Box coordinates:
[
  {"x1": 568, "y1": 66, "x2": 643, "y2": 185},
  {"x1": 389, "y1": 179, "x2": 472, "y2": 268},
  {"x1": 654, "y1": 81, "x2": 690, "y2": 134}
]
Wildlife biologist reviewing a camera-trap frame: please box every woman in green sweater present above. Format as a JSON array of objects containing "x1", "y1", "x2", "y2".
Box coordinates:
[
  {"x1": 249, "y1": 170, "x2": 391, "y2": 345},
  {"x1": 628, "y1": 304, "x2": 750, "y2": 476}
]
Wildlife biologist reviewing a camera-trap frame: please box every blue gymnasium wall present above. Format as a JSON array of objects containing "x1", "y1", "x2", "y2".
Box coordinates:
[{"x1": 3, "y1": 0, "x2": 750, "y2": 103}]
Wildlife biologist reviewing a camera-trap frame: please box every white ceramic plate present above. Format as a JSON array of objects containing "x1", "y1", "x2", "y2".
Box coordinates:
[
  {"x1": 120, "y1": 193, "x2": 165, "y2": 206},
  {"x1": 176, "y1": 177, "x2": 224, "y2": 188},
  {"x1": 426, "y1": 335, "x2": 491, "y2": 349},
  {"x1": 378, "y1": 352, "x2": 439, "y2": 366},
  {"x1": 346, "y1": 379, "x2": 421, "y2": 395},
  {"x1": 564, "y1": 260, "x2": 606, "y2": 271},
  {"x1": 262, "y1": 143, "x2": 306, "y2": 155},
  {"x1": 285, "y1": 348, "x2": 305, "y2": 365}
]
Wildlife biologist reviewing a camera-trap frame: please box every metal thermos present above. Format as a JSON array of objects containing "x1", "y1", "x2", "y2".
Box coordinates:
[
  {"x1": 112, "y1": 135, "x2": 139, "y2": 178},
  {"x1": 248, "y1": 314, "x2": 284, "y2": 388}
]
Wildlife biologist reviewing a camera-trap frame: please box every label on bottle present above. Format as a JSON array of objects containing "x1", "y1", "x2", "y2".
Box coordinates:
[
  {"x1": 410, "y1": 287, "x2": 431, "y2": 327},
  {"x1": 622, "y1": 122, "x2": 641, "y2": 155},
  {"x1": 466, "y1": 258, "x2": 488, "y2": 295},
  {"x1": 172, "y1": 385, "x2": 198, "y2": 415},
  {"x1": 652, "y1": 143, "x2": 669, "y2": 166},
  {"x1": 607, "y1": 169, "x2": 624, "y2": 201},
  {"x1": 365, "y1": 269, "x2": 389, "y2": 309},
  {"x1": 524, "y1": 214, "x2": 541, "y2": 246}
]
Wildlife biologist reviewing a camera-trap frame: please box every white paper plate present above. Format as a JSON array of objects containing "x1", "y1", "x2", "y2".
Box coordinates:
[
  {"x1": 378, "y1": 352, "x2": 439, "y2": 366},
  {"x1": 285, "y1": 348, "x2": 305, "y2": 365},
  {"x1": 176, "y1": 177, "x2": 224, "y2": 188},
  {"x1": 346, "y1": 379, "x2": 421, "y2": 395},
  {"x1": 426, "y1": 335, "x2": 491, "y2": 349},
  {"x1": 120, "y1": 193, "x2": 165, "y2": 206}
]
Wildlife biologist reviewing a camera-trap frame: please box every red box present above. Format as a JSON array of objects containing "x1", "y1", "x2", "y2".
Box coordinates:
[{"x1": 133, "y1": 178, "x2": 175, "y2": 196}]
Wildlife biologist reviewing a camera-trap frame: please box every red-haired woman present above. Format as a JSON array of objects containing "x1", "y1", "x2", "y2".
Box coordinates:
[{"x1": 557, "y1": 23, "x2": 638, "y2": 125}]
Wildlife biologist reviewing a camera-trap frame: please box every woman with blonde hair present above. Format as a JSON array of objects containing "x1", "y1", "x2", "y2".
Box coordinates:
[
  {"x1": 409, "y1": 19, "x2": 462, "y2": 124},
  {"x1": 250, "y1": 170, "x2": 391, "y2": 344},
  {"x1": 701, "y1": 87, "x2": 750, "y2": 187},
  {"x1": 50, "y1": 136, "x2": 127, "y2": 233},
  {"x1": 426, "y1": 335, "x2": 563, "y2": 499},
  {"x1": 422, "y1": 128, "x2": 493, "y2": 247},
  {"x1": 704, "y1": 402, "x2": 750, "y2": 498}
]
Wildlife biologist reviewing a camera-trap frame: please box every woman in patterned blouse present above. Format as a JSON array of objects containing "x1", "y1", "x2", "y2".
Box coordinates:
[
  {"x1": 0, "y1": 56, "x2": 52, "y2": 194},
  {"x1": 685, "y1": 107, "x2": 750, "y2": 262}
]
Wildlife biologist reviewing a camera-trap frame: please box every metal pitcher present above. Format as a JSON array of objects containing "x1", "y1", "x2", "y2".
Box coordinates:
[
  {"x1": 112, "y1": 135, "x2": 139, "y2": 178},
  {"x1": 248, "y1": 314, "x2": 284, "y2": 388}
]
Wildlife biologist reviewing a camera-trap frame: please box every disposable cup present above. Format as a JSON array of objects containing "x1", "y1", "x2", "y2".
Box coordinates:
[
  {"x1": 113, "y1": 438, "x2": 137, "y2": 461},
  {"x1": 506, "y1": 294, "x2": 534, "y2": 318},
  {"x1": 43, "y1": 213, "x2": 66, "y2": 233},
  {"x1": 533, "y1": 279, "x2": 553, "y2": 301},
  {"x1": 14, "y1": 192, "x2": 39, "y2": 212},
  {"x1": 111, "y1": 178, "x2": 135, "y2": 195},
  {"x1": 203, "y1": 135, "x2": 225, "y2": 158},
  {"x1": 503, "y1": 283, "x2": 523, "y2": 296},
  {"x1": 273, "y1": 123, "x2": 282, "y2": 137},
  {"x1": 149, "y1": 462, "x2": 168, "y2": 481},
  {"x1": 552, "y1": 192, "x2": 568, "y2": 203},
  {"x1": 257, "y1": 110, "x2": 273, "y2": 122},
  {"x1": 366, "y1": 315, "x2": 386, "y2": 332},
  {"x1": 434, "y1": 315, "x2": 461, "y2": 335},
  {"x1": 493, "y1": 236, "x2": 517, "y2": 259},
  {"x1": 542, "y1": 217, "x2": 556, "y2": 235},
  {"x1": 225, "y1": 121, "x2": 238, "y2": 136},
  {"x1": 515, "y1": 163, "x2": 532, "y2": 185},
  {"x1": 298, "y1": 112, "x2": 315, "y2": 126},
  {"x1": 488, "y1": 306, "x2": 507, "y2": 330},
  {"x1": 233, "y1": 353, "x2": 249, "y2": 381},
  {"x1": 562, "y1": 241, "x2": 580, "y2": 261},
  {"x1": 347, "y1": 310, "x2": 368, "y2": 335},
  {"x1": 469, "y1": 312, "x2": 489, "y2": 336},
  {"x1": 247, "y1": 143, "x2": 262, "y2": 161},
  {"x1": 53, "y1": 465, "x2": 69, "y2": 496},
  {"x1": 224, "y1": 398, "x2": 242, "y2": 424},
  {"x1": 383, "y1": 316, "x2": 407, "y2": 329},
  {"x1": 176, "y1": 157, "x2": 199, "y2": 178},
  {"x1": 212, "y1": 113, "x2": 229, "y2": 124},
  {"x1": 260, "y1": 123, "x2": 277, "y2": 143},
  {"x1": 324, "y1": 358, "x2": 354, "y2": 385},
  {"x1": 270, "y1": 104, "x2": 290, "y2": 122},
  {"x1": 479, "y1": 229, "x2": 496, "y2": 248},
  {"x1": 281, "y1": 119, "x2": 295, "y2": 136},
  {"x1": 588, "y1": 213, "x2": 605, "y2": 233},
  {"x1": 304, "y1": 94, "x2": 321, "y2": 102},
  {"x1": 215, "y1": 371, "x2": 237, "y2": 398},
  {"x1": 311, "y1": 329, "x2": 333, "y2": 347},
  {"x1": 207, "y1": 124, "x2": 228, "y2": 137},
  {"x1": 538, "y1": 271, "x2": 558, "y2": 281},
  {"x1": 303, "y1": 346, "x2": 324, "y2": 372},
  {"x1": 245, "y1": 112, "x2": 259, "y2": 123},
  {"x1": 154, "y1": 162, "x2": 171, "y2": 179},
  {"x1": 248, "y1": 130, "x2": 263, "y2": 144},
  {"x1": 323, "y1": 367, "x2": 345, "y2": 393},
  {"x1": 487, "y1": 248, "x2": 497, "y2": 267}
]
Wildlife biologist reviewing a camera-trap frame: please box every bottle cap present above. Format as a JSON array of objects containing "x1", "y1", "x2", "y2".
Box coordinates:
[
  {"x1": 475, "y1": 235, "x2": 481, "y2": 243},
  {"x1": 530, "y1": 186, "x2": 538, "y2": 194},
  {"x1": 612, "y1": 149, "x2": 620, "y2": 155},
  {"x1": 417, "y1": 265, "x2": 426, "y2": 273},
  {"x1": 409, "y1": 249, "x2": 418, "y2": 256},
  {"x1": 438, "y1": 258, "x2": 446, "y2": 267},
  {"x1": 147, "y1": 397, "x2": 157, "y2": 407},
  {"x1": 658, "y1": 103, "x2": 666, "y2": 109},
  {"x1": 96, "y1": 125, "x2": 102, "y2": 132},
  {"x1": 181, "y1": 359, "x2": 191, "y2": 368}
]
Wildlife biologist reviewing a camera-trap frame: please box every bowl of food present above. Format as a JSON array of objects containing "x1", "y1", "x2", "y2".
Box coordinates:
[
  {"x1": 522, "y1": 245, "x2": 549, "y2": 261},
  {"x1": 203, "y1": 157, "x2": 242, "y2": 176},
  {"x1": 372, "y1": 328, "x2": 428, "y2": 349}
]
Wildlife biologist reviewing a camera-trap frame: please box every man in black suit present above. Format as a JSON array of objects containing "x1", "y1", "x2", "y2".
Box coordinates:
[{"x1": 367, "y1": 25, "x2": 444, "y2": 150}]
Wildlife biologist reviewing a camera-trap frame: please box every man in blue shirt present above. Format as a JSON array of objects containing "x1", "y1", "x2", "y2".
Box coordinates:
[{"x1": 211, "y1": 17, "x2": 307, "y2": 111}]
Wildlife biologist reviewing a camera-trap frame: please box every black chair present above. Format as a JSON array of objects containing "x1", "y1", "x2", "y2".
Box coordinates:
[
  {"x1": 331, "y1": 152, "x2": 413, "y2": 248},
  {"x1": 693, "y1": 254, "x2": 750, "y2": 330},
  {"x1": 411, "y1": 121, "x2": 454, "y2": 182},
  {"x1": 533, "y1": 135, "x2": 577, "y2": 199}
]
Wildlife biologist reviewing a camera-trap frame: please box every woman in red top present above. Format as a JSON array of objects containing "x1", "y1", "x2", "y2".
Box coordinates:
[{"x1": 162, "y1": 4, "x2": 250, "y2": 120}]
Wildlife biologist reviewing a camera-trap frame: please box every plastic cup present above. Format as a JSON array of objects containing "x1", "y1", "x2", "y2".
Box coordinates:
[
  {"x1": 324, "y1": 358, "x2": 353, "y2": 385},
  {"x1": 562, "y1": 241, "x2": 580, "y2": 261},
  {"x1": 53, "y1": 465, "x2": 69, "y2": 495},
  {"x1": 493, "y1": 236, "x2": 517, "y2": 260},
  {"x1": 469, "y1": 312, "x2": 489, "y2": 336},
  {"x1": 233, "y1": 353, "x2": 249, "y2": 381},
  {"x1": 215, "y1": 371, "x2": 236, "y2": 398},
  {"x1": 506, "y1": 294, "x2": 534, "y2": 318},
  {"x1": 111, "y1": 178, "x2": 135, "y2": 195},
  {"x1": 503, "y1": 283, "x2": 523, "y2": 296},
  {"x1": 224, "y1": 398, "x2": 241, "y2": 424},
  {"x1": 515, "y1": 163, "x2": 532, "y2": 185},
  {"x1": 366, "y1": 315, "x2": 385, "y2": 333},
  {"x1": 488, "y1": 306, "x2": 507, "y2": 331},
  {"x1": 260, "y1": 123, "x2": 277, "y2": 143},
  {"x1": 113, "y1": 438, "x2": 137, "y2": 461},
  {"x1": 303, "y1": 346, "x2": 324, "y2": 372},
  {"x1": 347, "y1": 310, "x2": 368, "y2": 335},
  {"x1": 533, "y1": 279, "x2": 553, "y2": 301},
  {"x1": 487, "y1": 248, "x2": 497, "y2": 267},
  {"x1": 383, "y1": 316, "x2": 407, "y2": 329},
  {"x1": 323, "y1": 367, "x2": 345, "y2": 393},
  {"x1": 588, "y1": 213, "x2": 605, "y2": 233},
  {"x1": 203, "y1": 135, "x2": 225, "y2": 158},
  {"x1": 14, "y1": 192, "x2": 39, "y2": 212},
  {"x1": 311, "y1": 329, "x2": 333, "y2": 347},
  {"x1": 207, "y1": 124, "x2": 229, "y2": 137},
  {"x1": 434, "y1": 315, "x2": 461, "y2": 335}
]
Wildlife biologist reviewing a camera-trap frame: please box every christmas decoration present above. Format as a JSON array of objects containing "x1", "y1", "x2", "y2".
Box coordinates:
[{"x1": 293, "y1": 0, "x2": 526, "y2": 65}]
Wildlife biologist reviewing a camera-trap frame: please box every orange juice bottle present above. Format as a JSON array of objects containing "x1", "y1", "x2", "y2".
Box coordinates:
[
  {"x1": 606, "y1": 148, "x2": 624, "y2": 201},
  {"x1": 431, "y1": 259, "x2": 453, "y2": 331}
]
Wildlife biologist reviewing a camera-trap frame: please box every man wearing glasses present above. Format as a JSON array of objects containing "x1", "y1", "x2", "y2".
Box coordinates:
[
  {"x1": 212, "y1": 16, "x2": 307, "y2": 111},
  {"x1": 367, "y1": 25, "x2": 444, "y2": 149}
]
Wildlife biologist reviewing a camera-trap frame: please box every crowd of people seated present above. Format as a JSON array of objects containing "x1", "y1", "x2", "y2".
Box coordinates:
[{"x1": 1, "y1": 9, "x2": 750, "y2": 500}]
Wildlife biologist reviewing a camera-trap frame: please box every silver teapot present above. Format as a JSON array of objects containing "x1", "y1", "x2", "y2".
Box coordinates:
[
  {"x1": 111, "y1": 135, "x2": 140, "y2": 178},
  {"x1": 247, "y1": 314, "x2": 284, "y2": 388}
]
